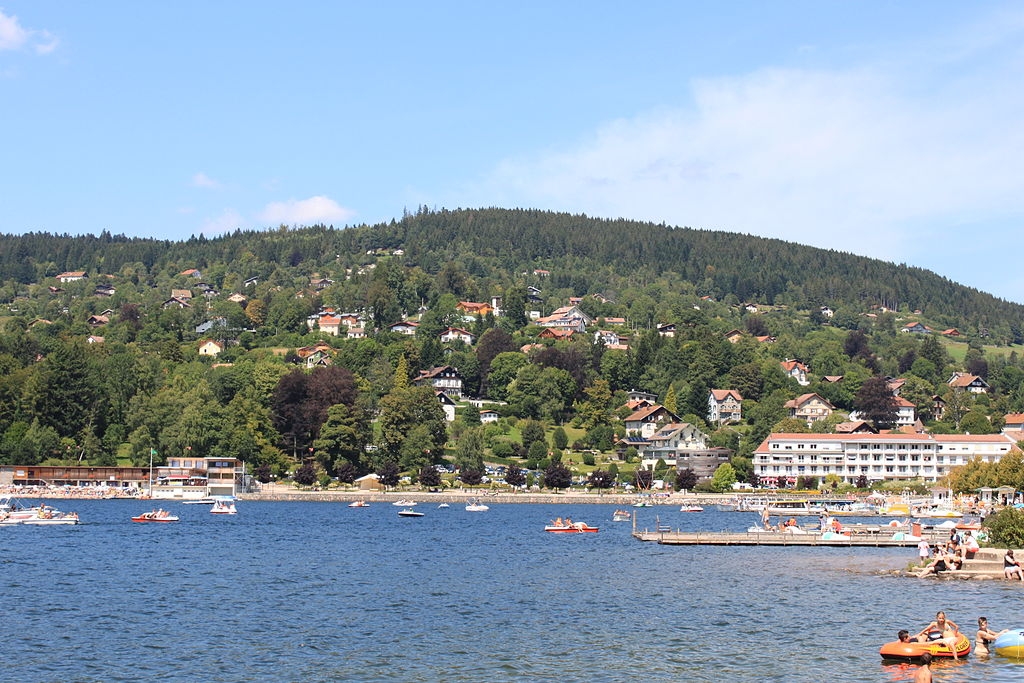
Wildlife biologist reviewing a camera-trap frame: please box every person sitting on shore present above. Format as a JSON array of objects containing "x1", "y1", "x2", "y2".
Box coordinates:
[
  {"x1": 1004, "y1": 549, "x2": 1024, "y2": 581},
  {"x1": 963, "y1": 531, "x2": 980, "y2": 558},
  {"x1": 975, "y1": 616, "x2": 1006, "y2": 656},
  {"x1": 915, "y1": 551, "x2": 949, "y2": 578}
]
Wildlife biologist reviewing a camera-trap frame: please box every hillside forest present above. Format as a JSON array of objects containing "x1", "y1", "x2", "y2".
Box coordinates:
[{"x1": 2, "y1": 208, "x2": 1024, "y2": 492}]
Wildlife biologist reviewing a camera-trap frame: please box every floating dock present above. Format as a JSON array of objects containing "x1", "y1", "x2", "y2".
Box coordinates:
[{"x1": 632, "y1": 528, "x2": 947, "y2": 547}]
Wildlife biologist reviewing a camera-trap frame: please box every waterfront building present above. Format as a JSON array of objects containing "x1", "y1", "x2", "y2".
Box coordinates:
[{"x1": 754, "y1": 432, "x2": 1019, "y2": 486}]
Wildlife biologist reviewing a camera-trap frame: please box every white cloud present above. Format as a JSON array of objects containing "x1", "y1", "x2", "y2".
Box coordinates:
[
  {"x1": 201, "y1": 209, "x2": 244, "y2": 237},
  {"x1": 0, "y1": 10, "x2": 57, "y2": 53},
  {"x1": 466, "y1": 15, "x2": 1024, "y2": 298},
  {"x1": 191, "y1": 172, "x2": 221, "y2": 189},
  {"x1": 256, "y1": 195, "x2": 355, "y2": 226}
]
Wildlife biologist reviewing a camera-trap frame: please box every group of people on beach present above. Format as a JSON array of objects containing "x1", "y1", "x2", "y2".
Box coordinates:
[{"x1": 914, "y1": 528, "x2": 980, "y2": 577}]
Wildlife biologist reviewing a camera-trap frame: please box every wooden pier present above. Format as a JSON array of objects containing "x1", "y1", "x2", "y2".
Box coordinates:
[{"x1": 632, "y1": 528, "x2": 949, "y2": 547}]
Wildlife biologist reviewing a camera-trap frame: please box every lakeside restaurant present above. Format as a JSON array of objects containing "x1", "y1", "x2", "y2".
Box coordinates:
[{"x1": 0, "y1": 457, "x2": 246, "y2": 499}]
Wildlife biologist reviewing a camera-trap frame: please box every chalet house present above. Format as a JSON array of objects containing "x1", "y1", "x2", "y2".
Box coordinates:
[
  {"x1": 532, "y1": 269, "x2": 550, "y2": 277},
  {"x1": 948, "y1": 372, "x2": 990, "y2": 394},
  {"x1": 179, "y1": 268, "x2": 202, "y2": 278},
  {"x1": 640, "y1": 422, "x2": 713, "y2": 468},
  {"x1": 755, "y1": 335, "x2": 776, "y2": 344},
  {"x1": 784, "y1": 393, "x2": 835, "y2": 426},
  {"x1": 708, "y1": 389, "x2": 743, "y2": 425},
  {"x1": 893, "y1": 397, "x2": 918, "y2": 426},
  {"x1": 743, "y1": 303, "x2": 759, "y2": 313},
  {"x1": 195, "y1": 283, "x2": 218, "y2": 299},
  {"x1": 243, "y1": 276, "x2": 259, "y2": 287},
  {"x1": 602, "y1": 317, "x2": 627, "y2": 326},
  {"x1": 821, "y1": 375, "x2": 844, "y2": 383},
  {"x1": 781, "y1": 359, "x2": 810, "y2": 386},
  {"x1": 657, "y1": 323, "x2": 676, "y2": 338},
  {"x1": 900, "y1": 322, "x2": 930, "y2": 334},
  {"x1": 388, "y1": 321, "x2": 419, "y2": 336},
  {"x1": 440, "y1": 327, "x2": 475, "y2": 345},
  {"x1": 161, "y1": 296, "x2": 192, "y2": 311},
  {"x1": 309, "y1": 277, "x2": 333, "y2": 291},
  {"x1": 227, "y1": 293, "x2": 248, "y2": 304},
  {"x1": 86, "y1": 335, "x2": 105, "y2": 344},
  {"x1": 198, "y1": 340, "x2": 224, "y2": 356},
  {"x1": 932, "y1": 395, "x2": 946, "y2": 421},
  {"x1": 887, "y1": 378, "x2": 906, "y2": 395},
  {"x1": 87, "y1": 314, "x2": 109, "y2": 327},
  {"x1": 93, "y1": 284, "x2": 116, "y2": 298},
  {"x1": 594, "y1": 329, "x2": 623, "y2": 346},
  {"x1": 942, "y1": 328, "x2": 961, "y2": 337},
  {"x1": 624, "y1": 404, "x2": 680, "y2": 439},
  {"x1": 338, "y1": 313, "x2": 362, "y2": 329},
  {"x1": 415, "y1": 366, "x2": 464, "y2": 399},
  {"x1": 820, "y1": 306, "x2": 834, "y2": 318},
  {"x1": 317, "y1": 315, "x2": 342, "y2": 336},
  {"x1": 835, "y1": 420, "x2": 878, "y2": 434},
  {"x1": 170, "y1": 289, "x2": 193, "y2": 301},
  {"x1": 48, "y1": 286, "x2": 64, "y2": 293},
  {"x1": 538, "y1": 328, "x2": 574, "y2": 341},
  {"x1": 456, "y1": 301, "x2": 493, "y2": 317},
  {"x1": 479, "y1": 409, "x2": 500, "y2": 424},
  {"x1": 628, "y1": 389, "x2": 659, "y2": 403},
  {"x1": 437, "y1": 392, "x2": 458, "y2": 422},
  {"x1": 536, "y1": 305, "x2": 592, "y2": 333},
  {"x1": 526, "y1": 286, "x2": 543, "y2": 303},
  {"x1": 723, "y1": 329, "x2": 745, "y2": 344},
  {"x1": 57, "y1": 271, "x2": 87, "y2": 283},
  {"x1": 346, "y1": 327, "x2": 366, "y2": 340}
]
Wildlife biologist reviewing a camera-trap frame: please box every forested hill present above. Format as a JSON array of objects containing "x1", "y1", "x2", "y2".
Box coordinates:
[{"x1": 0, "y1": 208, "x2": 1021, "y2": 340}]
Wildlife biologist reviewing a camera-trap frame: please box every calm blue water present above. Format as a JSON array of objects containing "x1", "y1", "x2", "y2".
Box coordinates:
[{"x1": 2, "y1": 501, "x2": 1022, "y2": 683}]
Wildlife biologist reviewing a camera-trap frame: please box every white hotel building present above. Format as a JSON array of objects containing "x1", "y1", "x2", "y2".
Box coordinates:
[{"x1": 754, "y1": 432, "x2": 1020, "y2": 486}]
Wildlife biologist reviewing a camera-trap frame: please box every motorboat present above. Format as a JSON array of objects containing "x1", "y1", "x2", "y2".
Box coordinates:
[
  {"x1": 545, "y1": 522, "x2": 598, "y2": 533},
  {"x1": 131, "y1": 509, "x2": 180, "y2": 523},
  {"x1": 879, "y1": 632, "x2": 971, "y2": 661},
  {"x1": 679, "y1": 505, "x2": 704, "y2": 512},
  {"x1": 465, "y1": 500, "x2": 489, "y2": 512},
  {"x1": 0, "y1": 498, "x2": 80, "y2": 525},
  {"x1": 765, "y1": 500, "x2": 825, "y2": 516},
  {"x1": 437, "y1": 503, "x2": 450, "y2": 509},
  {"x1": 210, "y1": 500, "x2": 237, "y2": 514},
  {"x1": 392, "y1": 500, "x2": 416, "y2": 507},
  {"x1": 612, "y1": 509, "x2": 632, "y2": 522},
  {"x1": 348, "y1": 500, "x2": 370, "y2": 508},
  {"x1": 993, "y1": 628, "x2": 1024, "y2": 657},
  {"x1": 398, "y1": 508, "x2": 424, "y2": 517}
]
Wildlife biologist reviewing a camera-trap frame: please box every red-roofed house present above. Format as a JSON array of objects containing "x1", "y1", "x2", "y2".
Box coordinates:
[
  {"x1": 781, "y1": 359, "x2": 810, "y2": 386},
  {"x1": 456, "y1": 301, "x2": 493, "y2": 317},
  {"x1": 318, "y1": 315, "x2": 342, "y2": 336},
  {"x1": 439, "y1": 327, "x2": 475, "y2": 345},
  {"x1": 57, "y1": 271, "x2": 87, "y2": 283},
  {"x1": 624, "y1": 404, "x2": 680, "y2": 439},
  {"x1": 948, "y1": 372, "x2": 990, "y2": 394},
  {"x1": 784, "y1": 393, "x2": 835, "y2": 426},
  {"x1": 708, "y1": 390, "x2": 743, "y2": 425}
]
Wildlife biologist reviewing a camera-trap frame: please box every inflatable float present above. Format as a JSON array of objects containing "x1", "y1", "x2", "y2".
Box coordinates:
[
  {"x1": 879, "y1": 633, "x2": 971, "y2": 661},
  {"x1": 993, "y1": 629, "x2": 1024, "y2": 657}
]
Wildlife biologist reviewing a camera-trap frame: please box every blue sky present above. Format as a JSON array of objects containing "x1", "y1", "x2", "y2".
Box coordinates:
[{"x1": 3, "y1": 3, "x2": 1024, "y2": 303}]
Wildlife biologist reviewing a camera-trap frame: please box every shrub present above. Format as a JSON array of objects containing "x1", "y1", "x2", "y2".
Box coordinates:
[{"x1": 982, "y1": 507, "x2": 1024, "y2": 548}]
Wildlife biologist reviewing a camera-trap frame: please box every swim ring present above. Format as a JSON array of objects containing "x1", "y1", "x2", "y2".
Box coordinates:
[{"x1": 993, "y1": 628, "x2": 1024, "y2": 658}]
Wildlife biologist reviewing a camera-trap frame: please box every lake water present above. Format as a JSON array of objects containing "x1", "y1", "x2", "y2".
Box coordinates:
[{"x1": 2, "y1": 500, "x2": 1023, "y2": 683}]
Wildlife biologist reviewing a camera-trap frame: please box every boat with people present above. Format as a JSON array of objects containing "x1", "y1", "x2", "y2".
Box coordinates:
[
  {"x1": 210, "y1": 500, "x2": 237, "y2": 514},
  {"x1": 398, "y1": 508, "x2": 424, "y2": 517},
  {"x1": 545, "y1": 522, "x2": 598, "y2": 533},
  {"x1": 392, "y1": 500, "x2": 416, "y2": 507},
  {"x1": 612, "y1": 509, "x2": 632, "y2": 522},
  {"x1": 679, "y1": 504, "x2": 704, "y2": 512},
  {"x1": 879, "y1": 632, "x2": 971, "y2": 661},
  {"x1": 131, "y1": 509, "x2": 179, "y2": 523},
  {"x1": 0, "y1": 497, "x2": 80, "y2": 525},
  {"x1": 546, "y1": 516, "x2": 598, "y2": 532},
  {"x1": 765, "y1": 500, "x2": 825, "y2": 516},
  {"x1": 993, "y1": 628, "x2": 1024, "y2": 657},
  {"x1": 348, "y1": 500, "x2": 370, "y2": 508},
  {"x1": 465, "y1": 499, "x2": 489, "y2": 512}
]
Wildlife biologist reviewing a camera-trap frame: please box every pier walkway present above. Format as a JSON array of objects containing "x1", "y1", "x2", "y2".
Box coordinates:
[{"x1": 631, "y1": 527, "x2": 949, "y2": 547}]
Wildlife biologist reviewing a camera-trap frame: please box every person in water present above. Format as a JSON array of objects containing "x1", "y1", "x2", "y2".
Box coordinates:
[
  {"x1": 913, "y1": 653, "x2": 932, "y2": 683},
  {"x1": 916, "y1": 611, "x2": 961, "y2": 660},
  {"x1": 975, "y1": 616, "x2": 1006, "y2": 656}
]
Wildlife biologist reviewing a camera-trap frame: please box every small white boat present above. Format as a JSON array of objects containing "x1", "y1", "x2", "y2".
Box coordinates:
[
  {"x1": 210, "y1": 500, "x2": 237, "y2": 514},
  {"x1": 465, "y1": 499, "x2": 489, "y2": 512},
  {"x1": 0, "y1": 498, "x2": 80, "y2": 525},
  {"x1": 437, "y1": 503, "x2": 450, "y2": 509},
  {"x1": 348, "y1": 500, "x2": 370, "y2": 508},
  {"x1": 398, "y1": 508, "x2": 424, "y2": 517},
  {"x1": 612, "y1": 510, "x2": 631, "y2": 522},
  {"x1": 679, "y1": 505, "x2": 704, "y2": 512},
  {"x1": 392, "y1": 500, "x2": 416, "y2": 507}
]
